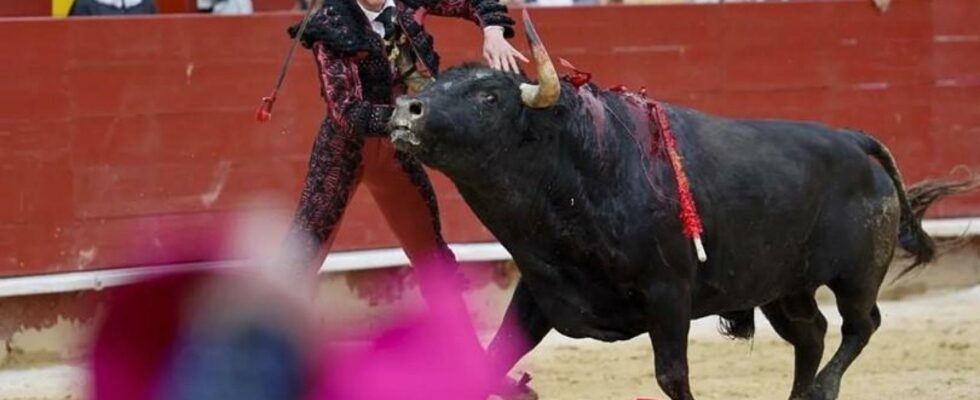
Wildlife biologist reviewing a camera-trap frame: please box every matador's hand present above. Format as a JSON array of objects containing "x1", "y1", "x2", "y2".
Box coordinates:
[{"x1": 483, "y1": 26, "x2": 528, "y2": 74}]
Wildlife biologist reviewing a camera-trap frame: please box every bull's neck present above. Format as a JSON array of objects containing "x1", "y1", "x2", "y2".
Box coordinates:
[
  {"x1": 451, "y1": 97, "x2": 650, "y2": 220},
  {"x1": 449, "y1": 146, "x2": 590, "y2": 244}
]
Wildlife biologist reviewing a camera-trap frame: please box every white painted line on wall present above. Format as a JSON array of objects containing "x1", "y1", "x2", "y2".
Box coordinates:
[
  {"x1": 0, "y1": 218, "x2": 976, "y2": 298},
  {"x1": 0, "y1": 243, "x2": 511, "y2": 298}
]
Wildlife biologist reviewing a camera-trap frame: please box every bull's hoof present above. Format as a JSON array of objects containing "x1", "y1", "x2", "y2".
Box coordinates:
[
  {"x1": 797, "y1": 386, "x2": 837, "y2": 400},
  {"x1": 801, "y1": 373, "x2": 842, "y2": 400},
  {"x1": 493, "y1": 388, "x2": 538, "y2": 400},
  {"x1": 492, "y1": 373, "x2": 539, "y2": 400}
]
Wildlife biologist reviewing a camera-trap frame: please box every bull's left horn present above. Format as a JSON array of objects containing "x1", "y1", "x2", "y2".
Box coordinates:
[{"x1": 519, "y1": 9, "x2": 560, "y2": 109}]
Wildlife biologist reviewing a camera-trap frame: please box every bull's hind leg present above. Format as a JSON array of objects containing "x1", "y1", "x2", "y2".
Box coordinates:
[
  {"x1": 807, "y1": 197, "x2": 895, "y2": 398},
  {"x1": 807, "y1": 281, "x2": 882, "y2": 400},
  {"x1": 803, "y1": 179, "x2": 897, "y2": 399},
  {"x1": 761, "y1": 292, "x2": 828, "y2": 400}
]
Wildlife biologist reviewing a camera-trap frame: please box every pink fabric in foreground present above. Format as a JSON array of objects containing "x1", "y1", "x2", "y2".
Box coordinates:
[{"x1": 89, "y1": 267, "x2": 523, "y2": 400}]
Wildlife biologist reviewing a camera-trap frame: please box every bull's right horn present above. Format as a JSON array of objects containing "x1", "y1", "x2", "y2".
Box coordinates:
[{"x1": 519, "y1": 9, "x2": 560, "y2": 109}]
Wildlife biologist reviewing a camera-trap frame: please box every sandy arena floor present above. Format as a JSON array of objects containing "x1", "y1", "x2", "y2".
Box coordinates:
[
  {"x1": 519, "y1": 286, "x2": 980, "y2": 400},
  {"x1": 1, "y1": 286, "x2": 978, "y2": 400}
]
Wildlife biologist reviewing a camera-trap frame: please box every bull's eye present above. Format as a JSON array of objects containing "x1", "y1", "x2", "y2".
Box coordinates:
[{"x1": 480, "y1": 92, "x2": 497, "y2": 105}]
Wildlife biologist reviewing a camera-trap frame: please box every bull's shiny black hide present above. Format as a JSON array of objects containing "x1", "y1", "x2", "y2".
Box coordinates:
[{"x1": 390, "y1": 64, "x2": 973, "y2": 400}]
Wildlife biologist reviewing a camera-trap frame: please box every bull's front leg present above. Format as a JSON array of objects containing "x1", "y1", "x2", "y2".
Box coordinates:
[
  {"x1": 647, "y1": 284, "x2": 695, "y2": 400},
  {"x1": 487, "y1": 280, "x2": 552, "y2": 400}
]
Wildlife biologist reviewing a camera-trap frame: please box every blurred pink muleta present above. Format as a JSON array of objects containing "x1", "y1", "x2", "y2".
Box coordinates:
[
  {"x1": 89, "y1": 245, "x2": 523, "y2": 399},
  {"x1": 315, "y1": 273, "x2": 507, "y2": 400}
]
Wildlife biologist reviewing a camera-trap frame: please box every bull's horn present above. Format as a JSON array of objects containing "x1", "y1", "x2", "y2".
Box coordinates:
[{"x1": 519, "y1": 9, "x2": 560, "y2": 109}]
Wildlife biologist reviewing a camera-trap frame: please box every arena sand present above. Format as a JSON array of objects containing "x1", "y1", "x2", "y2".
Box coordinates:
[{"x1": 0, "y1": 287, "x2": 977, "y2": 399}]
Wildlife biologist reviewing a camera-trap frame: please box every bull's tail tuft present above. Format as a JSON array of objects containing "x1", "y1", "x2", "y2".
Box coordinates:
[
  {"x1": 896, "y1": 175, "x2": 980, "y2": 277},
  {"x1": 844, "y1": 131, "x2": 980, "y2": 279},
  {"x1": 906, "y1": 175, "x2": 980, "y2": 220}
]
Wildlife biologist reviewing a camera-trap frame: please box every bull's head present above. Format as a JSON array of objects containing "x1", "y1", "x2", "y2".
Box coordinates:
[{"x1": 390, "y1": 10, "x2": 561, "y2": 170}]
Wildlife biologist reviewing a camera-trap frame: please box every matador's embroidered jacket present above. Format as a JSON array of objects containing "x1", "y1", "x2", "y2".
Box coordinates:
[
  {"x1": 281, "y1": 0, "x2": 514, "y2": 273},
  {"x1": 289, "y1": 0, "x2": 515, "y2": 137}
]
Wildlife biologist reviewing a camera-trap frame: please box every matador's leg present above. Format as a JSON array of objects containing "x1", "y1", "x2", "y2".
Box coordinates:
[
  {"x1": 282, "y1": 121, "x2": 365, "y2": 277},
  {"x1": 361, "y1": 138, "x2": 459, "y2": 290}
]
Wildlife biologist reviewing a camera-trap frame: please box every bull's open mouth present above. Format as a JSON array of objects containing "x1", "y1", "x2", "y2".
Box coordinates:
[{"x1": 390, "y1": 126, "x2": 422, "y2": 148}]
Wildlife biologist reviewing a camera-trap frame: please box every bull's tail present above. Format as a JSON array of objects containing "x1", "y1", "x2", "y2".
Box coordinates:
[{"x1": 844, "y1": 131, "x2": 980, "y2": 279}]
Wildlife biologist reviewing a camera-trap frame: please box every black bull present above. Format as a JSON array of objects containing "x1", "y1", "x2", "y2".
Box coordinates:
[{"x1": 387, "y1": 20, "x2": 978, "y2": 400}]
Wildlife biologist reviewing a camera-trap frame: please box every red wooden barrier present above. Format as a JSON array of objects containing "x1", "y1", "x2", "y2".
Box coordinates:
[
  {"x1": 0, "y1": 1, "x2": 49, "y2": 17},
  {"x1": 1, "y1": 1, "x2": 978, "y2": 276}
]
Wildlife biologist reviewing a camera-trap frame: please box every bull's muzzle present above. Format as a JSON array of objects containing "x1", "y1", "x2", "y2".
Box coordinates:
[{"x1": 390, "y1": 96, "x2": 425, "y2": 149}]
